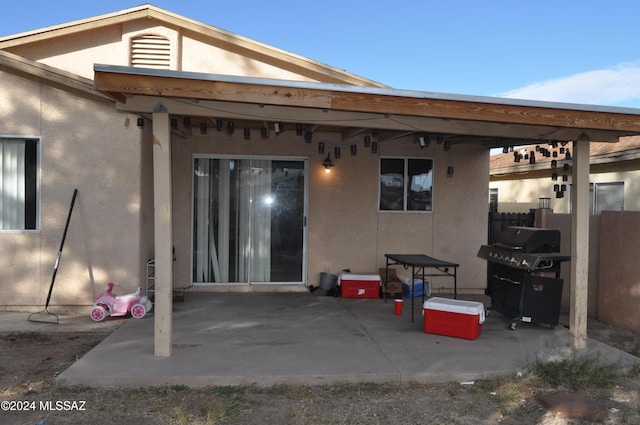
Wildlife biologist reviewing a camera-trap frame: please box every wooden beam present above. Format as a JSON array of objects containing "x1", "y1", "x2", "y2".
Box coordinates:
[
  {"x1": 331, "y1": 92, "x2": 640, "y2": 133},
  {"x1": 94, "y1": 72, "x2": 333, "y2": 109},
  {"x1": 95, "y1": 70, "x2": 640, "y2": 134},
  {"x1": 152, "y1": 106, "x2": 173, "y2": 357},
  {"x1": 570, "y1": 139, "x2": 590, "y2": 350}
]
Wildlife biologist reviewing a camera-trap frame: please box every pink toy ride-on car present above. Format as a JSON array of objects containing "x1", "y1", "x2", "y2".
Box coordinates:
[{"x1": 90, "y1": 282, "x2": 153, "y2": 322}]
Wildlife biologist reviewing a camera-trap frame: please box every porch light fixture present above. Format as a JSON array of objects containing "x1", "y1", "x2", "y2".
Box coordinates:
[
  {"x1": 227, "y1": 121, "x2": 235, "y2": 134},
  {"x1": 274, "y1": 122, "x2": 283, "y2": 134},
  {"x1": 364, "y1": 135, "x2": 371, "y2": 147},
  {"x1": 350, "y1": 144, "x2": 357, "y2": 155},
  {"x1": 137, "y1": 117, "x2": 144, "y2": 127},
  {"x1": 243, "y1": 128, "x2": 251, "y2": 140},
  {"x1": 322, "y1": 153, "x2": 335, "y2": 173},
  {"x1": 200, "y1": 122, "x2": 207, "y2": 135},
  {"x1": 447, "y1": 166, "x2": 454, "y2": 177},
  {"x1": 318, "y1": 142, "x2": 325, "y2": 154},
  {"x1": 216, "y1": 119, "x2": 224, "y2": 131},
  {"x1": 371, "y1": 141, "x2": 378, "y2": 154},
  {"x1": 304, "y1": 130, "x2": 313, "y2": 143},
  {"x1": 261, "y1": 126, "x2": 269, "y2": 139},
  {"x1": 296, "y1": 123, "x2": 303, "y2": 136},
  {"x1": 170, "y1": 117, "x2": 178, "y2": 129},
  {"x1": 334, "y1": 146, "x2": 341, "y2": 159}
]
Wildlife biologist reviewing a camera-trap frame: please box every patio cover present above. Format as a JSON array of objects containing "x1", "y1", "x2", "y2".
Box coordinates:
[{"x1": 93, "y1": 64, "x2": 640, "y2": 356}]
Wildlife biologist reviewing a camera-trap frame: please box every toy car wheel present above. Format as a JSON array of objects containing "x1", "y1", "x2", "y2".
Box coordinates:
[
  {"x1": 90, "y1": 306, "x2": 108, "y2": 322},
  {"x1": 131, "y1": 303, "x2": 146, "y2": 319}
]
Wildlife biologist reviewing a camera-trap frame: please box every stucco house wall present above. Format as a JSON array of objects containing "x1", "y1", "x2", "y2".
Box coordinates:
[
  {"x1": 4, "y1": 14, "x2": 344, "y2": 84},
  {"x1": 171, "y1": 129, "x2": 489, "y2": 292},
  {"x1": 537, "y1": 210, "x2": 640, "y2": 333},
  {"x1": 0, "y1": 63, "x2": 152, "y2": 309},
  {"x1": 490, "y1": 139, "x2": 640, "y2": 214},
  {"x1": 491, "y1": 168, "x2": 640, "y2": 214},
  {"x1": 0, "y1": 5, "x2": 489, "y2": 310},
  {"x1": 598, "y1": 211, "x2": 640, "y2": 330}
]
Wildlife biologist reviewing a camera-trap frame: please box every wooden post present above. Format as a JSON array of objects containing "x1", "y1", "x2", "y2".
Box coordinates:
[
  {"x1": 570, "y1": 136, "x2": 590, "y2": 350},
  {"x1": 152, "y1": 105, "x2": 173, "y2": 357}
]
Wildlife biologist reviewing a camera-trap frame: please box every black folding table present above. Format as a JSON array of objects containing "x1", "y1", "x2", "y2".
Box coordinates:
[{"x1": 384, "y1": 254, "x2": 459, "y2": 322}]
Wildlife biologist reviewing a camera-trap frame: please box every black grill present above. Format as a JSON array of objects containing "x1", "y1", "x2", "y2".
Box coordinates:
[{"x1": 477, "y1": 226, "x2": 570, "y2": 329}]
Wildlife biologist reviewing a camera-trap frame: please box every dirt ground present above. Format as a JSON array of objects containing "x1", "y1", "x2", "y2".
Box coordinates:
[{"x1": 0, "y1": 319, "x2": 639, "y2": 425}]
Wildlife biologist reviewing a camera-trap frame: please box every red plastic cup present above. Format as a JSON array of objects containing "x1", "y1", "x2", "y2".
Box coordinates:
[{"x1": 394, "y1": 299, "x2": 403, "y2": 316}]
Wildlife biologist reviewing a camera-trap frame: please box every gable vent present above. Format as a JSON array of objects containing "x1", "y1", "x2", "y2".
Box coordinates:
[{"x1": 131, "y1": 35, "x2": 171, "y2": 69}]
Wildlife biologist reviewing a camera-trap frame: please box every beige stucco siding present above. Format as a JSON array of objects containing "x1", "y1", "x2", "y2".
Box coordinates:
[
  {"x1": 1, "y1": 10, "x2": 490, "y2": 308},
  {"x1": 491, "y1": 178, "x2": 561, "y2": 213},
  {"x1": 169, "y1": 130, "x2": 489, "y2": 294},
  {"x1": 6, "y1": 26, "x2": 124, "y2": 79},
  {"x1": 0, "y1": 69, "x2": 151, "y2": 309},
  {"x1": 180, "y1": 36, "x2": 318, "y2": 81},
  {"x1": 6, "y1": 20, "x2": 323, "y2": 83},
  {"x1": 491, "y1": 167, "x2": 640, "y2": 214}
]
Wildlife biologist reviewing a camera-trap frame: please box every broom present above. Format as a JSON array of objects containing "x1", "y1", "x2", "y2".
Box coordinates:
[{"x1": 28, "y1": 189, "x2": 78, "y2": 324}]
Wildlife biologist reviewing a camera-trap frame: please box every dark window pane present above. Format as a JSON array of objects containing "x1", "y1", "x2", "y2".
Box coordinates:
[
  {"x1": 380, "y1": 159, "x2": 404, "y2": 210},
  {"x1": 407, "y1": 159, "x2": 433, "y2": 211}
]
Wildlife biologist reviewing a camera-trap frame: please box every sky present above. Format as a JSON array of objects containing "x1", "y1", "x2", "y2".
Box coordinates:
[{"x1": 3, "y1": 1, "x2": 640, "y2": 108}]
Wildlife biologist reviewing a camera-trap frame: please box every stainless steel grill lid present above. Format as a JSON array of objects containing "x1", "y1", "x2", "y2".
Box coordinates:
[{"x1": 493, "y1": 226, "x2": 560, "y2": 253}]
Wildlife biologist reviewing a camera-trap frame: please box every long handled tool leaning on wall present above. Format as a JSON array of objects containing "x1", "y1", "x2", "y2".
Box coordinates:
[{"x1": 28, "y1": 188, "x2": 78, "y2": 324}]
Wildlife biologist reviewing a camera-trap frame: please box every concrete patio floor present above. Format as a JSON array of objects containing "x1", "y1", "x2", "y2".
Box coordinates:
[{"x1": 56, "y1": 291, "x2": 640, "y2": 389}]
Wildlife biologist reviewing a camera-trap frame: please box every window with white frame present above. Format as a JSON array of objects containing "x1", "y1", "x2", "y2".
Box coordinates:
[
  {"x1": 0, "y1": 138, "x2": 38, "y2": 230},
  {"x1": 590, "y1": 181, "x2": 624, "y2": 214},
  {"x1": 379, "y1": 157, "x2": 433, "y2": 212}
]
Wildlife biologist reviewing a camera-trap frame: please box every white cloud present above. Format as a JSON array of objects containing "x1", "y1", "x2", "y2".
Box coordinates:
[{"x1": 498, "y1": 63, "x2": 640, "y2": 107}]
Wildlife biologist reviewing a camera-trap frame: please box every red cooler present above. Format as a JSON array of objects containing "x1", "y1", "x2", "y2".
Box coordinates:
[
  {"x1": 423, "y1": 297, "x2": 485, "y2": 340},
  {"x1": 339, "y1": 273, "x2": 381, "y2": 298}
]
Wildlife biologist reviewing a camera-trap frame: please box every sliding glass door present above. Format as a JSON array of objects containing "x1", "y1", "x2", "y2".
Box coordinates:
[{"x1": 192, "y1": 156, "x2": 307, "y2": 285}]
